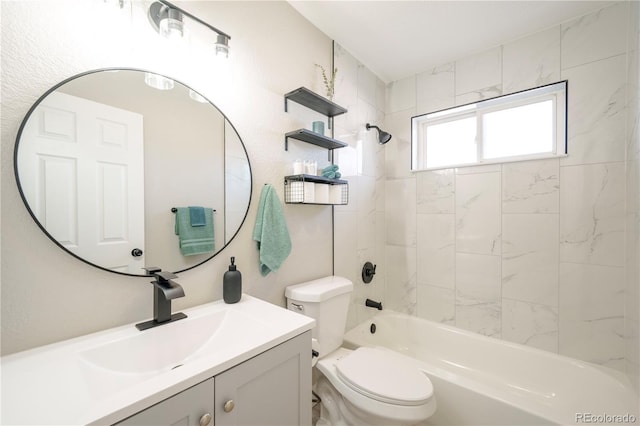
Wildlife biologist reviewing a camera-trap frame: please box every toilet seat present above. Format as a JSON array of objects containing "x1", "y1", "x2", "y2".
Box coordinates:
[
  {"x1": 316, "y1": 347, "x2": 437, "y2": 425},
  {"x1": 336, "y1": 347, "x2": 433, "y2": 406}
]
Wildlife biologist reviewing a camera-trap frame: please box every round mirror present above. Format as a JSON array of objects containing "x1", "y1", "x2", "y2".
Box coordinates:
[{"x1": 14, "y1": 69, "x2": 252, "y2": 276}]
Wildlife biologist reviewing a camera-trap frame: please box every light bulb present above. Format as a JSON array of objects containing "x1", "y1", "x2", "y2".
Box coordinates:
[
  {"x1": 159, "y1": 8, "x2": 183, "y2": 40},
  {"x1": 215, "y1": 34, "x2": 230, "y2": 58},
  {"x1": 144, "y1": 73, "x2": 174, "y2": 90}
]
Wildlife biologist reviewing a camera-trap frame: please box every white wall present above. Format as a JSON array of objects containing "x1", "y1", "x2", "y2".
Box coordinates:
[
  {"x1": 0, "y1": 0, "x2": 343, "y2": 355},
  {"x1": 384, "y1": 1, "x2": 638, "y2": 381}
]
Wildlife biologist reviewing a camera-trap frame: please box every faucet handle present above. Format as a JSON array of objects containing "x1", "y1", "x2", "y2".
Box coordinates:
[
  {"x1": 155, "y1": 270, "x2": 178, "y2": 282},
  {"x1": 143, "y1": 266, "x2": 162, "y2": 275},
  {"x1": 143, "y1": 267, "x2": 177, "y2": 282}
]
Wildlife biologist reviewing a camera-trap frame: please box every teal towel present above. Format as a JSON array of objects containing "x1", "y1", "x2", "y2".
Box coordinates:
[
  {"x1": 175, "y1": 207, "x2": 215, "y2": 256},
  {"x1": 189, "y1": 206, "x2": 206, "y2": 227},
  {"x1": 253, "y1": 184, "x2": 291, "y2": 276},
  {"x1": 321, "y1": 164, "x2": 341, "y2": 179}
]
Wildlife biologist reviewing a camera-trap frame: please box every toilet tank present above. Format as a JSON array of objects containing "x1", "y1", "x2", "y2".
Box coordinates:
[{"x1": 285, "y1": 276, "x2": 353, "y2": 357}]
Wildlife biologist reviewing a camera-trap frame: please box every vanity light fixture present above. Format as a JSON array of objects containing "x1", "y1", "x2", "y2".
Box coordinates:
[
  {"x1": 148, "y1": 1, "x2": 184, "y2": 40},
  {"x1": 365, "y1": 123, "x2": 392, "y2": 144},
  {"x1": 148, "y1": 0, "x2": 232, "y2": 58},
  {"x1": 144, "y1": 72, "x2": 175, "y2": 90},
  {"x1": 189, "y1": 89, "x2": 208, "y2": 103}
]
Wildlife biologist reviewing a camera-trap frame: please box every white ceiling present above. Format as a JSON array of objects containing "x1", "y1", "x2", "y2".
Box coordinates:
[{"x1": 288, "y1": 1, "x2": 614, "y2": 83}]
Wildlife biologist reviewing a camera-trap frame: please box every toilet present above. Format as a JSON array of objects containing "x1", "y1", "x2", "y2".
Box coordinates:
[{"x1": 285, "y1": 276, "x2": 436, "y2": 426}]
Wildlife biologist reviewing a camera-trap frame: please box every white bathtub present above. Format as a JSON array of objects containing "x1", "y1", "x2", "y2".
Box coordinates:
[{"x1": 343, "y1": 312, "x2": 639, "y2": 426}]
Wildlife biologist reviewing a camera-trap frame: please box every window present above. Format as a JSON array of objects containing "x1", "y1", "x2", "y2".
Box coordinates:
[{"x1": 411, "y1": 81, "x2": 567, "y2": 171}]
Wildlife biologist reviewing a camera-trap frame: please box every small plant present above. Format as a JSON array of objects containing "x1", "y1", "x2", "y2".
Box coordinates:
[{"x1": 315, "y1": 64, "x2": 337, "y2": 100}]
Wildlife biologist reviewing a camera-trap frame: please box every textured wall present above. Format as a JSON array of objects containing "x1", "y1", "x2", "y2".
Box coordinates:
[
  {"x1": 0, "y1": 0, "x2": 338, "y2": 355},
  {"x1": 384, "y1": 1, "x2": 637, "y2": 377}
]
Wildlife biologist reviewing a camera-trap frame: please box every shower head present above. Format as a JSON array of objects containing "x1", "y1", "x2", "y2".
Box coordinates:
[{"x1": 366, "y1": 123, "x2": 392, "y2": 144}]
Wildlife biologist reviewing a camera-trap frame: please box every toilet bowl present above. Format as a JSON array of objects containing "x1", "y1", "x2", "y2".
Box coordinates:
[
  {"x1": 285, "y1": 276, "x2": 436, "y2": 426},
  {"x1": 316, "y1": 347, "x2": 436, "y2": 426}
]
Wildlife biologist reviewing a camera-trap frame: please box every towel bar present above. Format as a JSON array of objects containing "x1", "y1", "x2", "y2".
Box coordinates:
[{"x1": 171, "y1": 207, "x2": 216, "y2": 213}]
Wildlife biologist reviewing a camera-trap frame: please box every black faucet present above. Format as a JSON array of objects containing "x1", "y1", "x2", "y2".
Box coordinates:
[
  {"x1": 136, "y1": 267, "x2": 187, "y2": 331},
  {"x1": 365, "y1": 298, "x2": 383, "y2": 310}
]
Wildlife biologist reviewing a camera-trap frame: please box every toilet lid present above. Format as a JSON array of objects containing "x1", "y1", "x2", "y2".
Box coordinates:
[{"x1": 335, "y1": 347, "x2": 433, "y2": 406}]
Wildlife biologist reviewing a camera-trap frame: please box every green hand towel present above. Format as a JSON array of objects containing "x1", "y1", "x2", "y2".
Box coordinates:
[
  {"x1": 189, "y1": 206, "x2": 206, "y2": 227},
  {"x1": 175, "y1": 207, "x2": 215, "y2": 256},
  {"x1": 253, "y1": 184, "x2": 291, "y2": 276}
]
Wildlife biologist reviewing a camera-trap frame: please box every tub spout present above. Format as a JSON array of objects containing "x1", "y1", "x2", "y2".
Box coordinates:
[{"x1": 365, "y1": 298, "x2": 383, "y2": 310}]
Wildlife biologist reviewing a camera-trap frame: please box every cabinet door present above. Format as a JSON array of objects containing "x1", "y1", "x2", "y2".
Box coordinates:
[
  {"x1": 215, "y1": 331, "x2": 312, "y2": 426},
  {"x1": 116, "y1": 378, "x2": 214, "y2": 426}
]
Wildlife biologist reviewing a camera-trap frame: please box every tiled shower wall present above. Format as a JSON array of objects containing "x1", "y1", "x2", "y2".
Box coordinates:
[
  {"x1": 626, "y1": 1, "x2": 640, "y2": 392},
  {"x1": 331, "y1": 43, "x2": 388, "y2": 330},
  {"x1": 384, "y1": 1, "x2": 637, "y2": 375}
]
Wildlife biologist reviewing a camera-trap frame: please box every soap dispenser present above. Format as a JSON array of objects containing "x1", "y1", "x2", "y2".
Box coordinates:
[{"x1": 223, "y1": 257, "x2": 242, "y2": 303}]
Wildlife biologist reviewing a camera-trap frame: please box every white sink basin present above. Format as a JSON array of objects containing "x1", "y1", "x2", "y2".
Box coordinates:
[
  {"x1": 80, "y1": 309, "x2": 235, "y2": 374},
  {"x1": 1, "y1": 295, "x2": 315, "y2": 426}
]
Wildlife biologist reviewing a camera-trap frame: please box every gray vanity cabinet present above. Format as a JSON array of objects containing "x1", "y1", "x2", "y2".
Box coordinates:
[
  {"x1": 116, "y1": 332, "x2": 311, "y2": 426},
  {"x1": 116, "y1": 378, "x2": 215, "y2": 426},
  {"x1": 215, "y1": 331, "x2": 311, "y2": 426}
]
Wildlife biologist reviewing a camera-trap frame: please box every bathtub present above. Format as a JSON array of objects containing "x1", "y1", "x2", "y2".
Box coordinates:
[{"x1": 343, "y1": 311, "x2": 639, "y2": 426}]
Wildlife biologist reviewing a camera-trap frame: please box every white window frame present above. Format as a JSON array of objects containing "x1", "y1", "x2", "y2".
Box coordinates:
[{"x1": 411, "y1": 81, "x2": 567, "y2": 171}]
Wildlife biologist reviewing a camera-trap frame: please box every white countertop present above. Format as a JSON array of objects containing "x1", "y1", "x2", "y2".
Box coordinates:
[{"x1": 1, "y1": 295, "x2": 315, "y2": 425}]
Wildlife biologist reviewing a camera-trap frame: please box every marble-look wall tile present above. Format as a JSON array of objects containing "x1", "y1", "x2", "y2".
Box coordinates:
[
  {"x1": 559, "y1": 262, "x2": 625, "y2": 371},
  {"x1": 502, "y1": 214, "x2": 559, "y2": 307},
  {"x1": 333, "y1": 43, "x2": 386, "y2": 331},
  {"x1": 358, "y1": 63, "x2": 378, "y2": 109},
  {"x1": 379, "y1": 3, "x2": 634, "y2": 368},
  {"x1": 455, "y1": 252, "x2": 502, "y2": 337},
  {"x1": 455, "y1": 172, "x2": 501, "y2": 255},
  {"x1": 455, "y1": 47, "x2": 502, "y2": 96},
  {"x1": 416, "y1": 169, "x2": 455, "y2": 214},
  {"x1": 502, "y1": 159, "x2": 559, "y2": 214},
  {"x1": 503, "y1": 26, "x2": 561, "y2": 94},
  {"x1": 502, "y1": 299, "x2": 558, "y2": 353},
  {"x1": 334, "y1": 211, "x2": 359, "y2": 282},
  {"x1": 375, "y1": 210, "x2": 387, "y2": 286},
  {"x1": 386, "y1": 75, "x2": 416, "y2": 114},
  {"x1": 456, "y1": 253, "x2": 501, "y2": 300},
  {"x1": 416, "y1": 63, "x2": 455, "y2": 115},
  {"x1": 417, "y1": 284, "x2": 455, "y2": 325},
  {"x1": 384, "y1": 109, "x2": 414, "y2": 179},
  {"x1": 626, "y1": 0, "x2": 640, "y2": 393},
  {"x1": 560, "y1": 163, "x2": 625, "y2": 267},
  {"x1": 333, "y1": 43, "x2": 360, "y2": 133},
  {"x1": 561, "y1": 2, "x2": 627, "y2": 70},
  {"x1": 385, "y1": 177, "x2": 416, "y2": 247},
  {"x1": 356, "y1": 175, "x2": 377, "y2": 253},
  {"x1": 455, "y1": 85, "x2": 502, "y2": 106},
  {"x1": 417, "y1": 214, "x2": 455, "y2": 289},
  {"x1": 456, "y1": 301, "x2": 501, "y2": 338},
  {"x1": 629, "y1": 49, "x2": 640, "y2": 161},
  {"x1": 562, "y1": 54, "x2": 626, "y2": 166},
  {"x1": 333, "y1": 128, "x2": 359, "y2": 185},
  {"x1": 385, "y1": 244, "x2": 417, "y2": 314}
]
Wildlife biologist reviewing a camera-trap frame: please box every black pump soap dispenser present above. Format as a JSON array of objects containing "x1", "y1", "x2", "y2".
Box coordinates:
[{"x1": 223, "y1": 257, "x2": 242, "y2": 304}]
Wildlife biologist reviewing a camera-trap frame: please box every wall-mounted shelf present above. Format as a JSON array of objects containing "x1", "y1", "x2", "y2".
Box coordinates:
[
  {"x1": 284, "y1": 174, "x2": 349, "y2": 205},
  {"x1": 284, "y1": 87, "x2": 348, "y2": 160},
  {"x1": 285, "y1": 129, "x2": 347, "y2": 151},
  {"x1": 284, "y1": 87, "x2": 347, "y2": 118}
]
